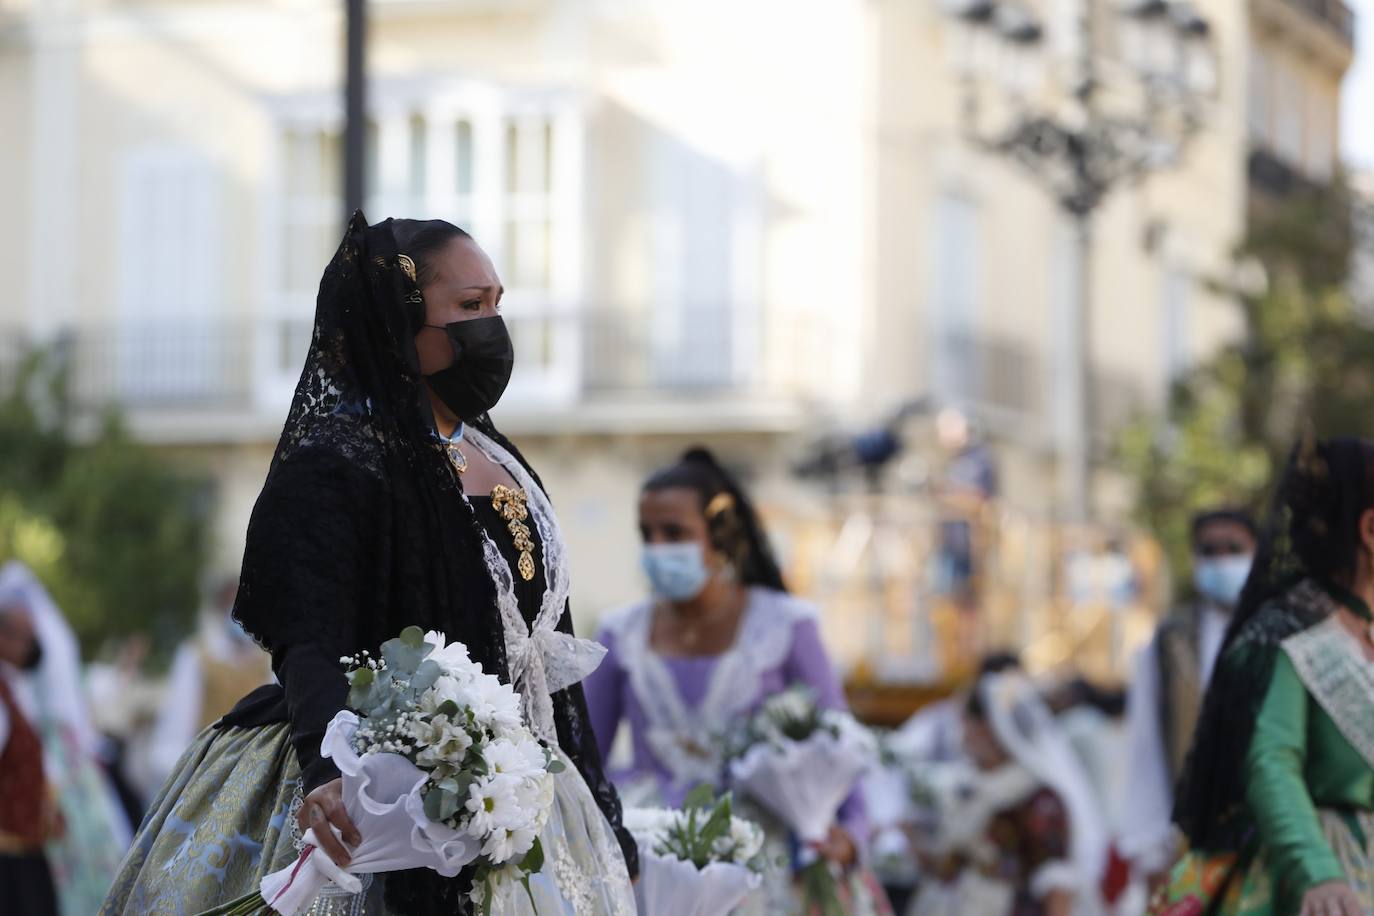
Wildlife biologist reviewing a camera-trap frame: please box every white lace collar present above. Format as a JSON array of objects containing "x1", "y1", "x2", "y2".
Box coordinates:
[
  {"x1": 605, "y1": 587, "x2": 813, "y2": 793},
  {"x1": 462, "y1": 427, "x2": 606, "y2": 744}
]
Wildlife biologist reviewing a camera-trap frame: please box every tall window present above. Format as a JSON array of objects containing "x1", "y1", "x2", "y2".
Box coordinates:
[
  {"x1": 1306, "y1": 81, "x2": 1335, "y2": 181},
  {"x1": 117, "y1": 146, "x2": 224, "y2": 402},
  {"x1": 1273, "y1": 55, "x2": 1305, "y2": 166},
  {"x1": 282, "y1": 127, "x2": 342, "y2": 296},
  {"x1": 503, "y1": 119, "x2": 554, "y2": 291},
  {"x1": 931, "y1": 189, "x2": 981, "y2": 404},
  {"x1": 1160, "y1": 264, "x2": 1191, "y2": 394},
  {"x1": 1247, "y1": 42, "x2": 1272, "y2": 146},
  {"x1": 272, "y1": 92, "x2": 581, "y2": 405}
]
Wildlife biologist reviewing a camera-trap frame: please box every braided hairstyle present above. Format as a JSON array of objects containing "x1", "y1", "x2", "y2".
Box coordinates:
[{"x1": 642, "y1": 447, "x2": 788, "y2": 592}]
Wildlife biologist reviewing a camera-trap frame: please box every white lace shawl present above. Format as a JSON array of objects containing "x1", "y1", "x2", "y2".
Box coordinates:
[
  {"x1": 600, "y1": 587, "x2": 815, "y2": 794},
  {"x1": 462, "y1": 427, "x2": 607, "y2": 745}
]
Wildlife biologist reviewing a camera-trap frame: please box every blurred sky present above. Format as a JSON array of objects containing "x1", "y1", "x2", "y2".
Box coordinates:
[{"x1": 1345, "y1": 0, "x2": 1374, "y2": 170}]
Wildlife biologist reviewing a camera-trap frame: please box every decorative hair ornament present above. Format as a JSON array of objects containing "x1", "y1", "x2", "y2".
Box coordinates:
[
  {"x1": 397, "y1": 254, "x2": 418, "y2": 283},
  {"x1": 705, "y1": 492, "x2": 736, "y2": 520}
]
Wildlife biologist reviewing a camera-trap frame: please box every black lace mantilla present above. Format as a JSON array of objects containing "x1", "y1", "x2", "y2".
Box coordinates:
[
  {"x1": 1171, "y1": 581, "x2": 1330, "y2": 852},
  {"x1": 220, "y1": 213, "x2": 636, "y2": 914}
]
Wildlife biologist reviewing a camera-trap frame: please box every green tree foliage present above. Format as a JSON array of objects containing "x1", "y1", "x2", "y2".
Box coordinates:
[
  {"x1": 0, "y1": 349, "x2": 210, "y2": 657},
  {"x1": 1121, "y1": 178, "x2": 1374, "y2": 580}
]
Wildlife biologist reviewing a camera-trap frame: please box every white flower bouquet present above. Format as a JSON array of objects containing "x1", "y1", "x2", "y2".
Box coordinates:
[
  {"x1": 625, "y1": 786, "x2": 768, "y2": 916},
  {"x1": 199, "y1": 627, "x2": 560, "y2": 916},
  {"x1": 726, "y1": 686, "x2": 878, "y2": 916}
]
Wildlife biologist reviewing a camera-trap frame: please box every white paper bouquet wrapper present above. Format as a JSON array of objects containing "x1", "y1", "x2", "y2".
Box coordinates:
[
  {"x1": 634, "y1": 847, "x2": 763, "y2": 916},
  {"x1": 259, "y1": 711, "x2": 480, "y2": 915},
  {"x1": 728, "y1": 729, "x2": 872, "y2": 845}
]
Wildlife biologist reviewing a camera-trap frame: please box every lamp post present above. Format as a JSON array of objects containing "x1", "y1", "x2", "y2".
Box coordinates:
[
  {"x1": 943, "y1": 0, "x2": 1216, "y2": 520},
  {"x1": 344, "y1": 0, "x2": 368, "y2": 218}
]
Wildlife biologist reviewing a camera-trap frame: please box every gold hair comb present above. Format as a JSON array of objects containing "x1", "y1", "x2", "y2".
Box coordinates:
[
  {"x1": 705, "y1": 492, "x2": 735, "y2": 520},
  {"x1": 397, "y1": 254, "x2": 417, "y2": 283}
]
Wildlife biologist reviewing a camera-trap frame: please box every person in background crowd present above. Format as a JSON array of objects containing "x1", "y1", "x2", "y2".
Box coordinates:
[
  {"x1": 908, "y1": 671, "x2": 1107, "y2": 916},
  {"x1": 933, "y1": 409, "x2": 997, "y2": 597},
  {"x1": 871, "y1": 652, "x2": 1024, "y2": 913},
  {"x1": 889, "y1": 652, "x2": 1022, "y2": 766},
  {"x1": 147, "y1": 577, "x2": 272, "y2": 789},
  {"x1": 0, "y1": 562, "x2": 131, "y2": 916},
  {"x1": 0, "y1": 597, "x2": 61, "y2": 916},
  {"x1": 1047, "y1": 680, "x2": 1132, "y2": 912},
  {"x1": 585, "y1": 447, "x2": 894, "y2": 914},
  {"x1": 84, "y1": 635, "x2": 161, "y2": 824},
  {"x1": 1121, "y1": 508, "x2": 1258, "y2": 888},
  {"x1": 1157, "y1": 436, "x2": 1374, "y2": 915}
]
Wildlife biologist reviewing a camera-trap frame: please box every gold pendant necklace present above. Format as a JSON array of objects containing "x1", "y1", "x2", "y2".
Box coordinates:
[
  {"x1": 492, "y1": 484, "x2": 537, "y2": 582},
  {"x1": 444, "y1": 440, "x2": 468, "y2": 474}
]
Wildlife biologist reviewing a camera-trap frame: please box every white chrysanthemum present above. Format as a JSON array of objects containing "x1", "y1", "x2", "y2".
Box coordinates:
[
  {"x1": 426, "y1": 635, "x2": 485, "y2": 676},
  {"x1": 726, "y1": 817, "x2": 764, "y2": 862},
  {"x1": 483, "y1": 738, "x2": 541, "y2": 780},
  {"x1": 481, "y1": 820, "x2": 540, "y2": 864},
  {"x1": 465, "y1": 774, "x2": 524, "y2": 835},
  {"x1": 622, "y1": 806, "x2": 681, "y2": 846},
  {"x1": 468, "y1": 672, "x2": 523, "y2": 732}
]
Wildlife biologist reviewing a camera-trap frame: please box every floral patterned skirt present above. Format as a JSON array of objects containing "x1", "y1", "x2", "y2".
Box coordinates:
[
  {"x1": 99, "y1": 723, "x2": 634, "y2": 916},
  {"x1": 1150, "y1": 810, "x2": 1374, "y2": 916}
]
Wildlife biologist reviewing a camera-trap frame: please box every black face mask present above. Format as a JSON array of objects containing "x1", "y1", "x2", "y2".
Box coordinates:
[{"x1": 423, "y1": 316, "x2": 515, "y2": 421}]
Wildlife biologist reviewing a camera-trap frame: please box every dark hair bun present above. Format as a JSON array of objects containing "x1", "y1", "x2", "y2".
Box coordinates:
[{"x1": 681, "y1": 446, "x2": 719, "y2": 467}]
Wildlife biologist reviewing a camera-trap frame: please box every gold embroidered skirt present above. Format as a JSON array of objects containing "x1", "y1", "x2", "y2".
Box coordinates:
[
  {"x1": 100, "y1": 723, "x2": 307, "y2": 915},
  {"x1": 99, "y1": 723, "x2": 635, "y2": 916}
]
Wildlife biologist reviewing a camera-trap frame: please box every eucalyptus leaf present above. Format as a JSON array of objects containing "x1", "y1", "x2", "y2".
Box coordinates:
[
  {"x1": 437, "y1": 787, "x2": 461, "y2": 822},
  {"x1": 381, "y1": 636, "x2": 427, "y2": 676},
  {"x1": 423, "y1": 788, "x2": 444, "y2": 822},
  {"x1": 410, "y1": 659, "x2": 442, "y2": 694}
]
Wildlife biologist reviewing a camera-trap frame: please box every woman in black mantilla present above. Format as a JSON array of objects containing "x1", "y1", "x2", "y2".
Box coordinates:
[
  {"x1": 1152, "y1": 436, "x2": 1374, "y2": 916},
  {"x1": 101, "y1": 215, "x2": 637, "y2": 915}
]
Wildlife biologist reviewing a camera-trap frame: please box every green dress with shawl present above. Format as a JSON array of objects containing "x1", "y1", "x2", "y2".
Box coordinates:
[{"x1": 1155, "y1": 615, "x2": 1374, "y2": 914}]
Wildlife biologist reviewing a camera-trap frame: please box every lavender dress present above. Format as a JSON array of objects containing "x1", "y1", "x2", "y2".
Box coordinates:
[{"x1": 586, "y1": 588, "x2": 890, "y2": 914}]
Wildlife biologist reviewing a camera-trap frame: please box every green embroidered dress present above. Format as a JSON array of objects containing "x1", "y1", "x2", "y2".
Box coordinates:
[{"x1": 1156, "y1": 610, "x2": 1374, "y2": 914}]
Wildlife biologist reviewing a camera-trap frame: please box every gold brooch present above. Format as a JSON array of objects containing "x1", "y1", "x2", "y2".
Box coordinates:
[{"x1": 491, "y1": 485, "x2": 536, "y2": 582}]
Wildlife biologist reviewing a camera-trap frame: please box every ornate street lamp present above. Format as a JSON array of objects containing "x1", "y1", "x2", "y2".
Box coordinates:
[{"x1": 943, "y1": 0, "x2": 1217, "y2": 519}]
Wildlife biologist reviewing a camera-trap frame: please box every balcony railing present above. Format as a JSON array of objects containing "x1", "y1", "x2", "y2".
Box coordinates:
[
  {"x1": 934, "y1": 332, "x2": 1145, "y2": 449},
  {"x1": 2, "y1": 306, "x2": 836, "y2": 426}
]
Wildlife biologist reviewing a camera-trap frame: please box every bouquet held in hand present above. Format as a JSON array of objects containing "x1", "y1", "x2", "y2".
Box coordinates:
[
  {"x1": 625, "y1": 786, "x2": 768, "y2": 916},
  {"x1": 200, "y1": 627, "x2": 561, "y2": 916},
  {"x1": 726, "y1": 686, "x2": 877, "y2": 915}
]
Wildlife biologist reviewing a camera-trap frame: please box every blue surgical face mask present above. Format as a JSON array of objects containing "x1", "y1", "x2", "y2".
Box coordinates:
[
  {"x1": 1193, "y1": 554, "x2": 1254, "y2": 608},
  {"x1": 641, "y1": 542, "x2": 711, "y2": 602},
  {"x1": 224, "y1": 616, "x2": 255, "y2": 647}
]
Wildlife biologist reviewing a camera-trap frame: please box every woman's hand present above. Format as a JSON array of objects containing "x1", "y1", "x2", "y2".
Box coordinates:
[
  {"x1": 1300, "y1": 880, "x2": 1363, "y2": 916},
  {"x1": 812, "y1": 825, "x2": 858, "y2": 869},
  {"x1": 296, "y1": 778, "x2": 361, "y2": 868}
]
